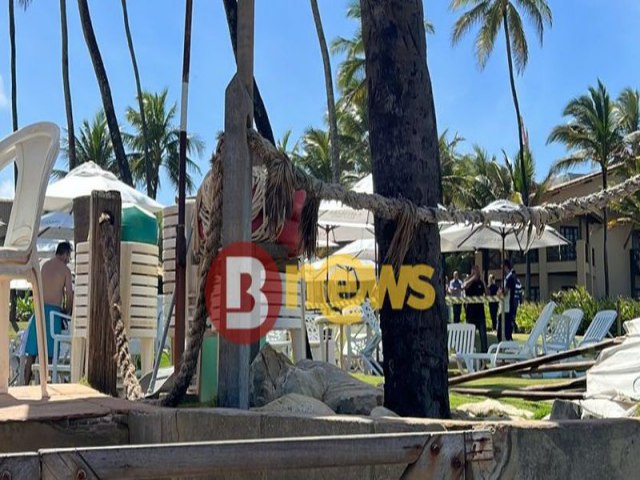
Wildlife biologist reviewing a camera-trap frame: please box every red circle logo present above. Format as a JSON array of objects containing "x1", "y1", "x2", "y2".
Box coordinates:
[{"x1": 205, "y1": 242, "x2": 282, "y2": 344}]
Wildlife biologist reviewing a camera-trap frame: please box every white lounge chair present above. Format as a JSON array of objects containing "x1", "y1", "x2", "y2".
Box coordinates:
[
  {"x1": 0, "y1": 122, "x2": 59, "y2": 397},
  {"x1": 545, "y1": 308, "x2": 584, "y2": 353},
  {"x1": 447, "y1": 323, "x2": 475, "y2": 371},
  {"x1": 459, "y1": 301, "x2": 556, "y2": 372},
  {"x1": 579, "y1": 310, "x2": 617, "y2": 347}
]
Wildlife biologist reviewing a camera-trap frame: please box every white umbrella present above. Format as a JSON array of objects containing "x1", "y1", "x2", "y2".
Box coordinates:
[
  {"x1": 39, "y1": 211, "x2": 74, "y2": 239},
  {"x1": 44, "y1": 162, "x2": 164, "y2": 213}
]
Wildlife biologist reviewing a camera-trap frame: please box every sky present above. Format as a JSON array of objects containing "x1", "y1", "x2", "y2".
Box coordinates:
[{"x1": 0, "y1": 0, "x2": 639, "y2": 207}]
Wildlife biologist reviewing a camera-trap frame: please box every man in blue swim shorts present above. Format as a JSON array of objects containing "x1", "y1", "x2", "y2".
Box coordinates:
[{"x1": 23, "y1": 241, "x2": 74, "y2": 384}]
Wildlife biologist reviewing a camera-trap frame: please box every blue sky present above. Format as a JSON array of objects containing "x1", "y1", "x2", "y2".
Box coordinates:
[{"x1": 0, "y1": 0, "x2": 639, "y2": 206}]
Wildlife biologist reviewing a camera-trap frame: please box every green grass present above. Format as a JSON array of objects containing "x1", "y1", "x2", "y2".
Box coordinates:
[{"x1": 353, "y1": 372, "x2": 554, "y2": 420}]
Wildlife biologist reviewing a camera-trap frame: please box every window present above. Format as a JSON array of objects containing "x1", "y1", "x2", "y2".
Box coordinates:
[
  {"x1": 512, "y1": 250, "x2": 539, "y2": 264},
  {"x1": 547, "y1": 226, "x2": 579, "y2": 262},
  {"x1": 528, "y1": 286, "x2": 540, "y2": 302}
]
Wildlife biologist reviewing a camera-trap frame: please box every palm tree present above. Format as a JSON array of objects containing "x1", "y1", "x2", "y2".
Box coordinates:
[
  {"x1": 120, "y1": 0, "x2": 152, "y2": 196},
  {"x1": 61, "y1": 111, "x2": 118, "y2": 176},
  {"x1": 459, "y1": 146, "x2": 514, "y2": 209},
  {"x1": 60, "y1": 0, "x2": 76, "y2": 169},
  {"x1": 310, "y1": 0, "x2": 340, "y2": 183},
  {"x1": 295, "y1": 127, "x2": 358, "y2": 184},
  {"x1": 548, "y1": 80, "x2": 624, "y2": 297},
  {"x1": 438, "y1": 130, "x2": 469, "y2": 207},
  {"x1": 451, "y1": 0, "x2": 551, "y2": 298},
  {"x1": 124, "y1": 90, "x2": 204, "y2": 199},
  {"x1": 618, "y1": 87, "x2": 640, "y2": 158},
  {"x1": 503, "y1": 147, "x2": 551, "y2": 207},
  {"x1": 332, "y1": 0, "x2": 434, "y2": 108},
  {"x1": 361, "y1": 0, "x2": 448, "y2": 418},
  {"x1": 77, "y1": 0, "x2": 133, "y2": 186}
]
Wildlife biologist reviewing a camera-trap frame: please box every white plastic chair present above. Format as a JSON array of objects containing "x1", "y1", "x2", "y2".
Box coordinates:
[
  {"x1": 459, "y1": 301, "x2": 556, "y2": 372},
  {"x1": 545, "y1": 308, "x2": 584, "y2": 353},
  {"x1": 448, "y1": 323, "x2": 475, "y2": 370},
  {"x1": 579, "y1": 310, "x2": 617, "y2": 347},
  {"x1": 0, "y1": 122, "x2": 59, "y2": 397},
  {"x1": 33, "y1": 310, "x2": 72, "y2": 383}
]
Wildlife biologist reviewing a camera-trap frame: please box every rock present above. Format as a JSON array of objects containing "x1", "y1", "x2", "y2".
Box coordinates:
[
  {"x1": 249, "y1": 346, "x2": 383, "y2": 414},
  {"x1": 249, "y1": 345, "x2": 294, "y2": 407},
  {"x1": 550, "y1": 399, "x2": 582, "y2": 420},
  {"x1": 370, "y1": 406, "x2": 399, "y2": 418},
  {"x1": 276, "y1": 366, "x2": 327, "y2": 401},
  {"x1": 296, "y1": 360, "x2": 383, "y2": 415},
  {"x1": 253, "y1": 394, "x2": 336, "y2": 416},
  {"x1": 456, "y1": 399, "x2": 534, "y2": 420}
]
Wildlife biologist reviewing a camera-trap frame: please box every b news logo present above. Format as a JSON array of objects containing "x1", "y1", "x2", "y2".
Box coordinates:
[{"x1": 205, "y1": 242, "x2": 282, "y2": 345}]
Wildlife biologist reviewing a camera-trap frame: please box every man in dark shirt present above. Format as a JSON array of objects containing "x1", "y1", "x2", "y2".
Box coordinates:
[{"x1": 500, "y1": 259, "x2": 517, "y2": 341}]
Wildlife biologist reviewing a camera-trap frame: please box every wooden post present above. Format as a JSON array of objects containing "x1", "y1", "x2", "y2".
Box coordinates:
[
  {"x1": 86, "y1": 191, "x2": 121, "y2": 396},
  {"x1": 218, "y1": 0, "x2": 255, "y2": 409}
]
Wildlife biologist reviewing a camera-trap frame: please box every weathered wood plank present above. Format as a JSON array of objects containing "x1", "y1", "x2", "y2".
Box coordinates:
[
  {"x1": 450, "y1": 338, "x2": 619, "y2": 386},
  {"x1": 0, "y1": 452, "x2": 39, "y2": 480},
  {"x1": 87, "y1": 191, "x2": 121, "y2": 396},
  {"x1": 450, "y1": 387, "x2": 584, "y2": 400}
]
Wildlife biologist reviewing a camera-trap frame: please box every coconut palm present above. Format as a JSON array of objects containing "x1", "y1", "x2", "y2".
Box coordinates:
[
  {"x1": 503, "y1": 147, "x2": 551, "y2": 206},
  {"x1": 332, "y1": 0, "x2": 434, "y2": 108},
  {"x1": 124, "y1": 90, "x2": 203, "y2": 199},
  {"x1": 618, "y1": 87, "x2": 640, "y2": 158},
  {"x1": 295, "y1": 127, "x2": 359, "y2": 184},
  {"x1": 61, "y1": 111, "x2": 118, "y2": 176},
  {"x1": 60, "y1": 0, "x2": 77, "y2": 169},
  {"x1": 77, "y1": 0, "x2": 133, "y2": 186},
  {"x1": 120, "y1": 0, "x2": 152, "y2": 196},
  {"x1": 459, "y1": 146, "x2": 514, "y2": 209},
  {"x1": 310, "y1": 0, "x2": 340, "y2": 183},
  {"x1": 438, "y1": 130, "x2": 469, "y2": 207},
  {"x1": 451, "y1": 0, "x2": 552, "y2": 210},
  {"x1": 548, "y1": 80, "x2": 625, "y2": 297}
]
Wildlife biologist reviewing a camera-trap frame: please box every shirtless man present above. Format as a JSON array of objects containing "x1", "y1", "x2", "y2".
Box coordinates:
[{"x1": 24, "y1": 241, "x2": 74, "y2": 384}]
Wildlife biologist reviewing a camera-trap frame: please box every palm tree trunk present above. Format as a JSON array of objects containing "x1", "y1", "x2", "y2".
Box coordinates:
[
  {"x1": 9, "y1": 0, "x2": 17, "y2": 132},
  {"x1": 120, "y1": 0, "x2": 153, "y2": 196},
  {"x1": 221, "y1": 0, "x2": 274, "y2": 144},
  {"x1": 77, "y1": 0, "x2": 133, "y2": 186},
  {"x1": 602, "y1": 166, "x2": 610, "y2": 297},
  {"x1": 362, "y1": 0, "x2": 449, "y2": 419},
  {"x1": 503, "y1": 11, "x2": 531, "y2": 299},
  {"x1": 60, "y1": 0, "x2": 77, "y2": 170},
  {"x1": 310, "y1": 0, "x2": 340, "y2": 184}
]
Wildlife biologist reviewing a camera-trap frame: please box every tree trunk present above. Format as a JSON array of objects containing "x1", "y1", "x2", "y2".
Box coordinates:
[
  {"x1": 361, "y1": 0, "x2": 450, "y2": 418},
  {"x1": 503, "y1": 12, "x2": 530, "y2": 299},
  {"x1": 60, "y1": 0, "x2": 77, "y2": 170},
  {"x1": 221, "y1": 0, "x2": 274, "y2": 145},
  {"x1": 120, "y1": 0, "x2": 153, "y2": 197},
  {"x1": 602, "y1": 166, "x2": 610, "y2": 297},
  {"x1": 9, "y1": 0, "x2": 18, "y2": 184},
  {"x1": 77, "y1": 0, "x2": 133, "y2": 186},
  {"x1": 9, "y1": 0, "x2": 17, "y2": 132},
  {"x1": 310, "y1": 0, "x2": 340, "y2": 184}
]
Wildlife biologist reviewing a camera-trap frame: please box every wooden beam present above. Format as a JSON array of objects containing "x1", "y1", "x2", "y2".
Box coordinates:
[
  {"x1": 86, "y1": 191, "x2": 121, "y2": 396},
  {"x1": 527, "y1": 361, "x2": 595, "y2": 374},
  {"x1": 450, "y1": 387, "x2": 584, "y2": 400},
  {"x1": 520, "y1": 378, "x2": 586, "y2": 392},
  {"x1": 72, "y1": 195, "x2": 91, "y2": 245},
  {"x1": 449, "y1": 338, "x2": 619, "y2": 386}
]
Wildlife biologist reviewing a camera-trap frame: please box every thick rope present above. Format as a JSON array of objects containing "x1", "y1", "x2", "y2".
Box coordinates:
[
  {"x1": 162, "y1": 152, "x2": 223, "y2": 407},
  {"x1": 98, "y1": 213, "x2": 143, "y2": 401}
]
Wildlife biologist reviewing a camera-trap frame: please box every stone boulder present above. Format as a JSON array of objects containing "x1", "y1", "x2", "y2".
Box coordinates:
[
  {"x1": 550, "y1": 399, "x2": 582, "y2": 420},
  {"x1": 249, "y1": 345, "x2": 383, "y2": 415},
  {"x1": 455, "y1": 399, "x2": 533, "y2": 420},
  {"x1": 252, "y1": 394, "x2": 336, "y2": 416},
  {"x1": 370, "y1": 406, "x2": 399, "y2": 418}
]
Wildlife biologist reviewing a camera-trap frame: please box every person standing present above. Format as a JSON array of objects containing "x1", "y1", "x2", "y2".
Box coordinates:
[
  {"x1": 23, "y1": 241, "x2": 74, "y2": 384},
  {"x1": 448, "y1": 271, "x2": 463, "y2": 323},
  {"x1": 499, "y1": 259, "x2": 518, "y2": 341},
  {"x1": 463, "y1": 265, "x2": 488, "y2": 353},
  {"x1": 487, "y1": 274, "x2": 499, "y2": 331}
]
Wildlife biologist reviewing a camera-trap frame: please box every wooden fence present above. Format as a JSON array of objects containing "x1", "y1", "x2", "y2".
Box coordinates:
[{"x1": 0, "y1": 430, "x2": 493, "y2": 479}]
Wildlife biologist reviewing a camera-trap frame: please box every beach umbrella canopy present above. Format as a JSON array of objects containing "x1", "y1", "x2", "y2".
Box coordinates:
[
  {"x1": 39, "y1": 211, "x2": 74, "y2": 239},
  {"x1": 44, "y1": 162, "x2": 163, "y2": 213},
  {"x1": 440, "y1": 200, "x2": 570, "y2": 252}
]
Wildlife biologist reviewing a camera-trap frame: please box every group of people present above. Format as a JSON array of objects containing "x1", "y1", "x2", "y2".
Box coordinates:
[{"x1": 447, "y1": 260, "x2": 521, "y2": 352}]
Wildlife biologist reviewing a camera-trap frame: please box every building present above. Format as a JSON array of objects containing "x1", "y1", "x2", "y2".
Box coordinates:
[{"x1": 480, "y1": 166, "x2": 638, "y2": 300}]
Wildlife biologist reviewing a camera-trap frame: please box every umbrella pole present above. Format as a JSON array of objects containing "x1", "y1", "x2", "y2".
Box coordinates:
[
  {"x1": 501, "y1": 234, "x2": 506, "y2": 342},
  {"x1": 174, "y1": 0, "x2": 194, "y2": 370}
]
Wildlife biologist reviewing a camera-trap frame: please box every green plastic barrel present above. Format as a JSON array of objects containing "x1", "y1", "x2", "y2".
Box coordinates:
[{"x1": 121, "y1": 204, "x2": 158, "y2": 245}]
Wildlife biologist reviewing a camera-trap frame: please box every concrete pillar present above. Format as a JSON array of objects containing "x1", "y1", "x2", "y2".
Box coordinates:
[{"x1": 577, "y1": 240, "x2": 588, "y2": 290}]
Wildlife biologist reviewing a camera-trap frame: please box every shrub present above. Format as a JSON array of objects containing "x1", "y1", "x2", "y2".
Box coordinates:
[
  {"x1": 515, "y1": 302, "x2": 544, "y2": 334},
  {"x1": 16, "y1": 295, "x2": 33, "y2": 323}
]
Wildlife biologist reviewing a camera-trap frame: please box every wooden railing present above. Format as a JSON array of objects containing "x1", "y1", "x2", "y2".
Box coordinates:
[{"x1": 0, "y1": 431, "x2": 493, "y2": 479}]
